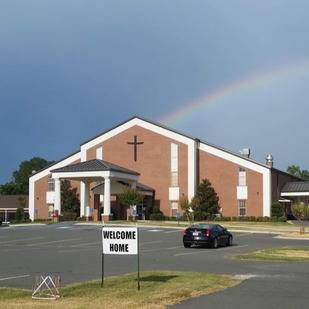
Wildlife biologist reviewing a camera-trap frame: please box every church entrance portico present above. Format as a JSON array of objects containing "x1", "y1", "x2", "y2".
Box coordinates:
[{"x1": 50, "y1": 159, "x2": 140, "y2": 221}]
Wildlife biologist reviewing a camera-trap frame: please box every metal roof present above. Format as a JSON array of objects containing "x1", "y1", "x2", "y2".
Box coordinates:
[
  {"x1": 281, "y1": 181, "x2": 309, "y2": 193},
  {"x1": 51, "y1": 159, "x2": 140, "y2": 176}
]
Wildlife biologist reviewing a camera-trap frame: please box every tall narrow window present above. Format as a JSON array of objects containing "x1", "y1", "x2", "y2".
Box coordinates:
[
  {"x1": 238, "y1": 167, "x2": 246, "y2": 186},
  {"x1": 170, "y1": 201, "x2": 179, "y2": 217},
  {"x1": 96, "y1": 147, "x2": 103, "y2": 160},
  {"x1": 47, "y1": 175, "x2": 55, "y2": 192},
  {"x1": 238, "y1": 200, "x2": 246, "y2": 216},
  {"x1": 170, "y1": 143, "x2": 178, "y2": 187}
]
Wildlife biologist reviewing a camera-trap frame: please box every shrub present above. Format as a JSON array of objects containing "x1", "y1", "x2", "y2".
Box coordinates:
[
  {"x1": 61, "y1": 211, "x2": 78, "y2": 221},
  {"x1": 271, "y1": 202, "x2": 284, "y2": 218},
  {"x1": 149, "y1": 213, "x2": 165, "y2": 221}
]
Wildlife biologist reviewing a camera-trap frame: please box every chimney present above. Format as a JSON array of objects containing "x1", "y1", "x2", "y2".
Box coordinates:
[
  {"x1": 240, "y1": 148, "x2": 251, "y2": 158},
  {"x1": 265, "y1": 154, "x2": 274, "y2": 168}
]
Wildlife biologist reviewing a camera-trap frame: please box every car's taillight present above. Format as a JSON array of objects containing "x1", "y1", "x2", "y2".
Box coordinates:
[{"x1": 204, "y1": 230, "x2": 211, "y2": 237}]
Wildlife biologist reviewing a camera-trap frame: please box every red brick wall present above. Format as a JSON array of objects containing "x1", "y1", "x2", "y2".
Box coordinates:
[
  {"x1": 86, "y1": 125, "x2": 188, "y2": 216},
  {"x1": 198, "y1": 150, "x2": 263, "y2": 217}
]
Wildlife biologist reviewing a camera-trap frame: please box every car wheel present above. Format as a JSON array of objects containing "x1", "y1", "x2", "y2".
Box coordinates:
[
  {"x1": 183, "y1": 243, "x2": 191, "y2": 248},
  {"x1": 227, "y1": 236, "x2": 233, "y2": 246},
  {"x1": 212, "y1": 238, "x2": 218, "y2": 249}
]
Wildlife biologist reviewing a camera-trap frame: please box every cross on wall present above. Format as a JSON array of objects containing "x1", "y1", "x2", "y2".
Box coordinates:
[{"x1": 127, "y1": 136, "x2": 144, "y2": 162}]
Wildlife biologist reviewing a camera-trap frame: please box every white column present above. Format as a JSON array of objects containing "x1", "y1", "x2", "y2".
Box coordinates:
[
  {"x1": 81, "y1": 181, "x2": 90, "y2": 217},
  {"x1": 54, "y1": 178, "x2": 61, "y2": 215},
  {"x1": 103, "y1": 177, "x2": 111, "y2": 216},
  {"x1": 131, "y1": 181, "x2": 137, "y2": 189}
]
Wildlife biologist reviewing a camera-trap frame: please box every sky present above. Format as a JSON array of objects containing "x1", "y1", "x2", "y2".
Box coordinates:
[{"x1": 1, "y1": 0, "x2": 309, "y2": 183}]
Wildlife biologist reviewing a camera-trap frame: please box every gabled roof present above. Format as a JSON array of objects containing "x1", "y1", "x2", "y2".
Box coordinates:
[
  {"x1": 281, "y1": 181, "x2": 309, "y2": 193},
  {"x1": 51, "y1": 159, "x2": 140, "y2": 176},
  {"x1": 80, "y1": 115, "x2": 271, "y2": 169}
]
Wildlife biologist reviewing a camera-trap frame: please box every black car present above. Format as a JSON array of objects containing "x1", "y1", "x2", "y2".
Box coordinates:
[{"x1": 183, "y1": 224, "x2": 233, "y2": 248}]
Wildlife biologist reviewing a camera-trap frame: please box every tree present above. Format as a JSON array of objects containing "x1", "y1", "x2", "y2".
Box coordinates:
[
  {"x1": 192, "y1": 179, "x2": 220, "y2": 220},
  {"x1": 179, "y1": 196, "x2": 192, "y2": 223},
  {"x1": 118, "y1": 188, "x2": 144, "y2": 220},
  {"x1": 61, "y1": 180, "x2": 80, "y2": 219},
  {"x1": 0, "y1": 157, "x2": 54, "y2": 195},
  {"x1": 15, "y1": 196, "x2": 27, "y2": 222},
  {"x1": 291, "y1": 202, "x2": 309, "y2": 234},
  {"x1": 287, "y1": 165, "x2": 309, "y2": 181}
]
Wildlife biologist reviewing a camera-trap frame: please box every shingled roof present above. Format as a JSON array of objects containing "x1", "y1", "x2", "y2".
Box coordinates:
[
  {"x1": 51, "y1": 159, "x2": 140, "y2": 176},
  {"x1": 0, "y1": 195, "x2": 29, "y2": 209},
  {"x1": 281, "y1": 181, "x2": 309, "y2": 193}
]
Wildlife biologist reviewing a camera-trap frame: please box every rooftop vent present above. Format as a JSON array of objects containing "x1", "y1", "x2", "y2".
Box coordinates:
[
  {"x1": 240, "y1": 148, "x2": 251, "y2": 158},
  {"x1": 266, "y1": 154, "x2": 274, "y2": 168}
]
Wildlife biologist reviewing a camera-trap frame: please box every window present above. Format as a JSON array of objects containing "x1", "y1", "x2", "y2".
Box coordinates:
[
  {"x1": 96, "y1": 147, "x2": 103, "y2": 160},
  {"x1": 171, "y1": 172, "x2": 178, "y2": 187},
  {"x1": 171, "y1": 201, "x2": 179, "y2": 217},
  {"x1": 170, "y1": 143, "x2": 178, "y2": 187},
  {"x1": 47, "y1": 175, "x2": 55, "y2": 192},
  {"x1": 238, "y1": 200, "x2": 246, "y2": 216},
  {"x1": 238, "y1": 168, "x2": 246, "y2": 186}
]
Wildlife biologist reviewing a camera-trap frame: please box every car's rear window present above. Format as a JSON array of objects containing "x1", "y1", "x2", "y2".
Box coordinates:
[{"x1": 191, "y1": 224, "x2": 213, "y2": 229}]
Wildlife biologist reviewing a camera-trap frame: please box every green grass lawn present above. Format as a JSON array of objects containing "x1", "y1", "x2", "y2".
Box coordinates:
[
  {"x1": 235, "y1": 247, "x2": 309, "y2": 262},
  {"x1": 0, "y1": 271, "x2": 240, "y2": 309}
]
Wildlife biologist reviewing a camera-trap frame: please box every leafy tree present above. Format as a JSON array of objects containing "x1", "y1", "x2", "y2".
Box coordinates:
[
  {"x1": 0, "y1": 182, "x2": 22, "y2": 195},
  {"x1": 179, "y1": 196, "x2": 192, "y2": 223},
  {"x1": 0, "y1": 157, "x2": 54, "y2": 195},
  {"x1": 61, "y1": 180, "x2": 80, "y2": 218},
  {"x1": 118, "y1": 187, "x2": 144, "y2": 220},
  {"x1": 291, "y1": 202, "x2": 309, "y2": 234},
  {"x1": 192, "y1": 179, "x2": 220, "y2": 220},
  {"x1": 287, "y1": 165, "x2": 309, "y2": 180}
]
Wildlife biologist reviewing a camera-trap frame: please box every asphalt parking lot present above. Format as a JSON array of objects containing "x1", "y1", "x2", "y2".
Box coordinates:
[{"x1": 0, "y1": 222, "x2": 308, "y2": 308}]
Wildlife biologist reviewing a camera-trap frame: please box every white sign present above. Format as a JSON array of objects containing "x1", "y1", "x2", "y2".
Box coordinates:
[{"x1": 102, "y1": 227, "x2": 138, "y2": 255}]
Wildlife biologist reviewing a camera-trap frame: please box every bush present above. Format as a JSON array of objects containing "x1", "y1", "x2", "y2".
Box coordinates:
[
  {"x1": 61, "y1": 211, "x2": 78, "y2": 221},
  {"x1": 211, "y1": 216, "x2": 286, "y2": 222},
  {"x1": 271, "y1": 202, "x2": 284, "y2": 218},
  {"x1": 149, "y1": 213, "x2": 165, "y2": 221}
]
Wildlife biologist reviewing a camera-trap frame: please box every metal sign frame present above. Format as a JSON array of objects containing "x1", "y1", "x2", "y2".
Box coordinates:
[{"x1": 101, "y1": 225, "x2": 140, "y2": 290}]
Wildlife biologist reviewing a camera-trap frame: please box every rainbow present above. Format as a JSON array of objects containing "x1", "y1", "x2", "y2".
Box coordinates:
[{"x1": 160, "y1": 58, "x2": 309, "y2": 125}]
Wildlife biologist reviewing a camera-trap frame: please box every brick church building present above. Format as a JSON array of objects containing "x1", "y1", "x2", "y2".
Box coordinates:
[{"x1": 29, "y1": 116, "x2": 299, "y2": 221}]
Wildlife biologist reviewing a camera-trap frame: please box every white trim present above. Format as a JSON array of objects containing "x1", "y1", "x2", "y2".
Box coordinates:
[
  {"x1": 188, "y1": 140, "x2": 196, "y2": 201},
  {"x1": 199, "y1": 143, "x2": 268, "y2": 174},
  {"x1": 198, "y1": 142, "x2": 271, "y2": 217},
  {"x1": 281, "y1": 192, "x2": 309, "y2": 197},
  {"x1": 81, "y1": 118, "x2": 194, "y2": 151},
  {"x1": 0, "y1": 208, "x2": 29, "y2": 211},
  {"x1": 29, "y1": 178, "x2": 35, "y2": 221},
  {"x1": 29, "y1": 152, "x2": 81, "y2": 182},
  {"x1": 52, "y1": 171, "x2": 108, "y2": 179},
  {"x1": 263, "y1": 169, "x2": 272, "y2": 217}
]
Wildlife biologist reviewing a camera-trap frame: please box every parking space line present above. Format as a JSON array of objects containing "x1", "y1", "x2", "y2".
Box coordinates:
[
  {"x1": 0, "y1": 237, "x2": 44, "y2": 245},
  {"x1": 69, "y1": 241, "x2": 99, "y2": 248},
  {"x1": 174, "y1": 250, "x2": 208, "y2": 257},
  {"x1": 235, "y1": 233, "x2": 252, "y2": 237},
  {"x1": 26, "y1": 238, "x2": 82, "y2": 247},
  {"x1": 0, "y1": 275, "x2": 30, "y2": 281},
  {"x1": 140, "y1": 240, "x2": 162, "y2": 246},
  {"x1": 174, "y1": 245, "x2": 249, "y2": 256},
  {"x1": 164, "y1": 230, "x2": 182, "y2": 234}
]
